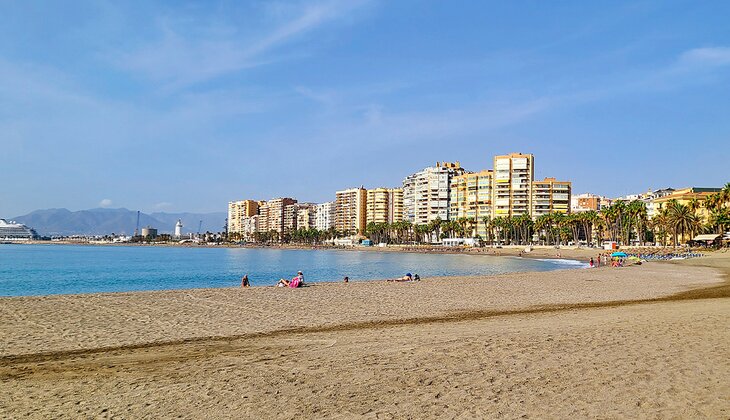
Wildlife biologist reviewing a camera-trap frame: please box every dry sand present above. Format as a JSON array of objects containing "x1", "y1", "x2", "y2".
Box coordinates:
[{"x1": 1, "y1": 253, "x2": 729, "y2": 418}]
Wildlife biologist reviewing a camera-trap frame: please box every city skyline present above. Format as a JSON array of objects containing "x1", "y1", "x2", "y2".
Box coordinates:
[{"x1": 2, "y1": 1, "x2": 730, "y2": 217}]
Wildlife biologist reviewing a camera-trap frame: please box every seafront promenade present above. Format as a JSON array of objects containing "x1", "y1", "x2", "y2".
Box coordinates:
[{"x1": 1, "y1": 253, "x2": 729, "y2": 418}]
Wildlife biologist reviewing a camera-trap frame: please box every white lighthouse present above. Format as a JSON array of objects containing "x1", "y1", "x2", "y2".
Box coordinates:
[{"x1": 174, "y1": 219, "x2": 183, "y2": 238}]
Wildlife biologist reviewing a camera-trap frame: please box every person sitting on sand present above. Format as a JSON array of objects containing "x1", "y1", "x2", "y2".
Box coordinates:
[
  {"x1": 289, "y1": 275, "x2": 302, "y2": 288},
  {"x1": 276, "y1": 277, "x2": 290, "y2": 287},
  {"x1": 241, "y1": 274, "x2": 250, "y2": 287},
  {"x1": 343, "y1": 276, "x2": 349, "y2": 283},
  {"x1": 296, "y1": 271, "x2": 305, "y2": 286}
]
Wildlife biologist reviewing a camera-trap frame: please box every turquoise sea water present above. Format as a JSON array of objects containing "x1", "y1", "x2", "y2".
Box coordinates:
[{"x1": 0, "y1": 244, "x2": 585, "y2": 297}]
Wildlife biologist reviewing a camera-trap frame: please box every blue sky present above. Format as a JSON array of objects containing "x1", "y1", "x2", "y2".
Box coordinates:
[{"x1": 1, "y1": 0, "x2": 729, "y2": 217}]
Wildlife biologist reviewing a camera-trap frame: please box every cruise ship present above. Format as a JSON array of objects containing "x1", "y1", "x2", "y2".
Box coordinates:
[{"x1": 0, "y1": 219, "x2": 39, "y2": 241}]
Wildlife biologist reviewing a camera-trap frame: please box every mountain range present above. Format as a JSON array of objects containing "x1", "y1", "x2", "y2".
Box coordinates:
[{"x1": 10, "y1": 208, "x2": 227, "y2": 236}]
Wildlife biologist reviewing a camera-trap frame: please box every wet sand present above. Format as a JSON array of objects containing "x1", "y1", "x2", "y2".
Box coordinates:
[{"x1": 1, "y1": 253, "x2": 729, "y2": 418}]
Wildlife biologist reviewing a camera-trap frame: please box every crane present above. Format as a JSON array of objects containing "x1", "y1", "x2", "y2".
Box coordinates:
[{"x1": 197, "y1": 220, "x2": 203, "y2": 238}]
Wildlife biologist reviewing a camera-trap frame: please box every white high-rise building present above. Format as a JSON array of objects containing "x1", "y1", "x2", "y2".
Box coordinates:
[
  {"x1": 315, "y1": 201, "x2": 336, "y2": 231},
  {"x1": 402, "y1": 162, "x2": 465, "y2": 225}
]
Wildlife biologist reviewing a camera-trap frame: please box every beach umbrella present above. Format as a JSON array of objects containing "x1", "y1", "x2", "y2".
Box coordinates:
[{"x1": 611, "y1": 252, "x2": 627, "y2": 257}]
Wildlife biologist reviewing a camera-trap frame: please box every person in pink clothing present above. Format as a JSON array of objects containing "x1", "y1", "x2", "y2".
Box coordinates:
[{"x1": 277, "y1": 271, "x2": 304, "y2": 288}]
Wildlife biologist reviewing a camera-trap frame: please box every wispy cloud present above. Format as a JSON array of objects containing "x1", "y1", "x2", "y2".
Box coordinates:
[
  {"x1": 99, "y1": 199, "x2": 113, "y2": 208},
  {"x1": 113, "y1": 0, "x2": 371, "y2": 91},
  {"x1": 678, "y1": 47, "x2": 730, "y2": 68}
]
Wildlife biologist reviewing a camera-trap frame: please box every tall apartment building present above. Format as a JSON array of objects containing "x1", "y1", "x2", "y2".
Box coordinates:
[
  {"x1": 283, "y1": 204, "x2": 298, "y2": 234},
  {"x1": 256, "y1": 202, "x2": 269, "y2": 233},
  {"x1": 241, "y1": 215, "x2": 258, "y2": 240},
  {"x1": 335, "y1": 187, "x2": 367, "y2": 235},
  {"x1": 227, "y1": 199, "x2": 259, "y2": 234},
  {"x1": 366, "y1": 188, "x2": 404, "y2": 225},
  {"x1": 263, "y1": 197, "x2": 297, "y2": 235},
  {"x1": 449, "y1": 170, "x2": 493, "y2": 238},
  {"x1": 531, "y1": 178, "x2": 571, "y2": 217},
  {"x1": 403, "y1": 162, "x2": 465, "y2": 225},
  {"x1": 493, "y1": 153, "x2": 534, "y2": 218},
  {"x1": 315, "y1": 201, "x2": 336, "y2": 231},
  {"x1": 289, "y1": 203, "x2": 317, "y2": 231}
]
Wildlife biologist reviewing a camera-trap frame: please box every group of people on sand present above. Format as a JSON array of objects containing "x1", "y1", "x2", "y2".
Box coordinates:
[
  {"x1": 587, "y1": 253, "x2": 630, "y2": 268},
  {"x1": 241, "y1": 272, "x2": 306, "y2": 288},
  {"x1": 241, "y1": 271, "x2": 421, "y2": 287},
  {"x1": 240, "y1": 271, "x2": 306, "y2": 288}
]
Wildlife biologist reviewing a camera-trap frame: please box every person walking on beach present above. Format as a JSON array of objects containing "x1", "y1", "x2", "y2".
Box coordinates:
[
  {"x1": 589, "y1": 257, "x2": 594, "y2": 268},
  {"x1": 241, "y1": 275, "x2": 250, "y2": 287}
]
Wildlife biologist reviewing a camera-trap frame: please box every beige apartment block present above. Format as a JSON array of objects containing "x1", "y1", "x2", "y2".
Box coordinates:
[
  {"x1": 335, "y1": 187, "x2": 367, "y2": 235},
  {"x1": 531, "y1": 177, "x2": 572, "y2": 217},
  {"x1": 227, "y1": 199, "x2": 259, "y2": 234},
  {"x1": 449, "y1": 170, "x2": 493, "y2": 238},
  {"x1": 402, "y1": 162, "x2": 465, "y2": 225},
  {"x1": 492, "y1": 153, "x2": 534, "y2": 218},
  {"x1": 282, "y1": 202, "x2": 317, "y2": 233},
  {"x1": 366, "y1": 188, "x2": 404, "y2": 225},
  {"x1": 296, "y1": 203, "x2": 318, "y2": 230},
  {"x1": 264, "y1": 197, "x2": 297, "y2": 235}
]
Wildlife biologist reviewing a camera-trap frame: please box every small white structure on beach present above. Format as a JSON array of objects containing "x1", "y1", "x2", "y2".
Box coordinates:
[
  {"x1": 174, "y1": 219, "x2": 183, "y2": 238},
  {"x1": 442, "y1": 238, "x2": 478, "y2": 247}
]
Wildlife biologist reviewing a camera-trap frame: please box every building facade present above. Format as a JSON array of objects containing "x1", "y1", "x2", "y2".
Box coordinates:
[
  {"x1": 492, "y1": 153, "x2": 534, "y2": 218},
  {"x1": 366, "y1": 188, "x2": 404, "y2": 225},
  {"x1": 227, "y1": 199, "x2": 259, "y2": 235},
  {"x1": 335, "y1": 187, "x2": 367, "y2": 235},
  {"x1": 449, "y1": 170, "x2": 493, "y2": 238},
  {"x1": 651, "y1": 187, "x2": 721, "y2": 222},
  {"x1": 263, "y1": 197, "x2": 297, "y2": 236},
  {"x1": 315, "y1": 201, "x2": 336, "y2": 231},
  {"x1": 531, "y1": 177, "x2": 572, "y2": 217},
  {"x1": 570, "y1": 193, "x2": 610, "y2": 213},
  {"x1": 402, "y1": 162, "x2": 465, "y2": 225},
  {"x1": 241, "y1": 215, "x2": 258, "y2": 240},
  {"x1": 296, "y1": 203, "x2": 318, "y2": 231}
]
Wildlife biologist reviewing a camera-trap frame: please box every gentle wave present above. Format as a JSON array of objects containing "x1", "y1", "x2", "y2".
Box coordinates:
[{"x1": 534, "y1": 258, "x2": 588, "y2": 268}]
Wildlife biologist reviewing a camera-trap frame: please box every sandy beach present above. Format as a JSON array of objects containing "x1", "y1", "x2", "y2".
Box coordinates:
[{"x1": 1, "y1": 253, "x2": 729, "y2": 418}]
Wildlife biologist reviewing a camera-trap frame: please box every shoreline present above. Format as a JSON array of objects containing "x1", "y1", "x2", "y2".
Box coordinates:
[{"x1": 9, "y1": 238, "x2": 703, "y2": 262}]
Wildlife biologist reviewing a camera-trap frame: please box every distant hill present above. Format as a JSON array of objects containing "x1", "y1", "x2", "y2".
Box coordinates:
[{"x1": 11, "y1": 208, "x2": 227, "y2": 236}]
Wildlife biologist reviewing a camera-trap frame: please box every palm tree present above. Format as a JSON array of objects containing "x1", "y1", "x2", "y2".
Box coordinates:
[
  {"x1": 721, "y1": 182, "x2": 730, "y2": 206},
  {"x1": 481, "y1": 215, "x2": 492, "y2": 244},
  {"x1": 667, "y1": 200, "x2": 700, "y2": 246},
  {"x1": 708, "y1": 208, "x2": 730, "y2": 235},
  {"x1": 651, "y1": 208, "x2": 670, "y2": 247},
  {"x1": 627, "y1": 200, "x2": 648, "y2": 245},
  {"x1": 581, "y1": 210, "x2": 599, "y2": 245}
]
